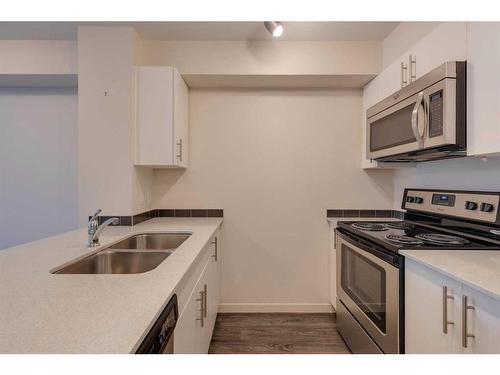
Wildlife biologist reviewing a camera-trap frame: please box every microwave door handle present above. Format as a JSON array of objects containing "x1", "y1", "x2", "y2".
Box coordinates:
[{"x1": 411, "y1": 91, "x2": 425, "y2": 149}]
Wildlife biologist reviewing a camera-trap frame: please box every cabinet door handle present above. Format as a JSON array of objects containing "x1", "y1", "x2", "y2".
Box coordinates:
[
  {"x1": 401, "y1": 62, "x2": 408, "y2": 88},
  {"x1": 211, "y1": 236, "x2": 218, "y2": 262},
  {"x1": 196, "y1": 289, "x2": 205, "y2": 327},
  {"x1": 462, "y1": 295, "x2": 475, "y2": 348},
  {"x1": 176, "y1": 138, "x2": 183, "y2": 162},
  {"x1": 203, "y1": 284, "x2": 208, "y2": 318},
  {"x1": 442, "y1": 286, "x2": 455, "y2": 334},
  {"x1": 409, "y1": 54, "x2": 417, "y2": 82}
]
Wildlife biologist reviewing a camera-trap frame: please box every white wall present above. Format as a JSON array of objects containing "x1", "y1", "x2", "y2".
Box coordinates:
[
  {"x1": 78, "y1": 27, "x2": 154, "y2": 224},
  {"x1": 393, "y1": 157, "x2": 500, "y2": 209},
  {"x1": 0, "y1": 88, "x2": 78, "y2": 249},
  {"x1": 154, "y1": 88, "x2": 394, "y2": 311}
]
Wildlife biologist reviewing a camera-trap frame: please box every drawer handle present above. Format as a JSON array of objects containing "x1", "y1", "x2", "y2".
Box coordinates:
[{"x1": 442, "y1": 286, "x2": 455, "y2": 334}]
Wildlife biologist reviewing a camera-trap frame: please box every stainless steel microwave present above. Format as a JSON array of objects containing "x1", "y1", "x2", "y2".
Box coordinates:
[{"x1": 366, "y1": 61, "x2": 466, "y2": 162}]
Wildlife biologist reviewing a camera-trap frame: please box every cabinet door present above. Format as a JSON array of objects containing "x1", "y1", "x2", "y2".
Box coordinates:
[
  {"x1": 136, "y1": 66, "x2": 174, "y2": 166},
  {"x1": 195, "y1": 260, "x2": 212, "y2": 354},
  {"x1": 175, "y1": 259, "x2": 209, "y2": 354},
  {"x1": 329, "y1": 223, "x2": 337, "y2": 306},
  {"x1": 208, "y1": 234, "x2": 221, "y2": 324},
  {"x1": 461, "y1": 285, "x2": 500, "y2": 354},
  {"x1": 467, "y1": 22, "x2": 500, "y2": 156},
  {"x1": 406, "y1": 22, "x2": 466, "y2": 81},
  {"x1": 204, "y1": 248, "x2": 219, "y2": 345},
  {"x1": 405, "y1": 260, "x2": 461, "y2": 353},
  {"x1": 174, "y1": 283, "x2": 199, "y2": 353},
  {"x1": 173, "y1": 68, "x2": 189, "y2": 168}
]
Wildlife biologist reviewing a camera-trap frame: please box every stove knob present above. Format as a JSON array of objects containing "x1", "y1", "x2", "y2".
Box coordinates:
[
  {"x1": 480, "y1": 202, "x2": 495, "y2": 213},
  {"x1": 406, "y1": 196, "x2": 415, "y2": 203},
  {"x1": 414, "y1": 197, "x2": 424, "y2": 204},
  {"x1": 465, "y1": 201, "x2": 478, "y2": 210}
]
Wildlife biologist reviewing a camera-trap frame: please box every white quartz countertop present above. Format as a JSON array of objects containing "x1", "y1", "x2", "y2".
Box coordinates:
[
  {"x1": 401, "y1": 250, "x2": 500, "y2": 302},
  {"x1": 0, "y1": 217, "x2": 222, "y2": 353}
]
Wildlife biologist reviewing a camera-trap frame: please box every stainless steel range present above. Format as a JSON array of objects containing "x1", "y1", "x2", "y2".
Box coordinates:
[{"x1": 335, "y1": 188, "x2": 500, "y2": 354}]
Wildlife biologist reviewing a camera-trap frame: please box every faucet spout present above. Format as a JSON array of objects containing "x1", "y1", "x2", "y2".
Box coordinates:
[{"x1": 87, "y1": 213, "x2": 119, "y2": 248}]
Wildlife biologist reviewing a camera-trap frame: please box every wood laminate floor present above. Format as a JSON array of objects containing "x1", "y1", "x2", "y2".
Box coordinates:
[{"x1": 208, "y1": 313, "x2": 351, "y2": 354}]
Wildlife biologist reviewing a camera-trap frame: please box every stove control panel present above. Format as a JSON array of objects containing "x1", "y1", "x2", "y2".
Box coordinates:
[{"x1": 403, "y1": 189, "x2": 500, "y2": 224}]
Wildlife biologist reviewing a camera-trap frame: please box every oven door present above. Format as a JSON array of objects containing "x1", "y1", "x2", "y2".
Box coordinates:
[
  {"x1": 336, "y1": 231, "x2": 401, "y2": 353},
  {"x1": 367, "y1": 77, "x2": 456, "y2": 160}
]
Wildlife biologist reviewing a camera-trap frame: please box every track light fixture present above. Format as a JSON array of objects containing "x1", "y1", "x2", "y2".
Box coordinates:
[{"x1": 264, "y1": 21, "x2": 284, "y2": 38}]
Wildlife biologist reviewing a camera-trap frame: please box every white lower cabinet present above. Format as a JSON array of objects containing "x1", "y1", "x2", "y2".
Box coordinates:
[
  {"x1": 461, "y1": 284, "x2": 500, "y2": 354},
  {"x1": 174, "y1": 232, "x2": 220, "y2": 353},
  {"x1": 406, "y1": 259, "x2": 500, "y2": 353},
  {"x1": 405, "y1": 260, "x2": 461, "y2": 353}
]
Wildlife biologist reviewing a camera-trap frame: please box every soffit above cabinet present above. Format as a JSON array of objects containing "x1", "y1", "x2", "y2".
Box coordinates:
[
  {"x1": 142, "y1": 41, "x2": 382, "y2": 89},
  {"x1": 182, "y1": 74, "x2": 376, "y2": 89},
  {"x1": 0, "y1": 74, "x2": 77, "y2": 88}
]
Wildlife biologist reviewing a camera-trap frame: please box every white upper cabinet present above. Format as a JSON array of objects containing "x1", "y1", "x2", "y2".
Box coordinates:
[
  {"x1": 467, "y1": 23, "x2": 500, "y2": 156},
  {"x1": 135, "y1": 66, "x2": 189, "y2": 168},
  {"x1": 405, "y1": 22, "x2": 467, "y2": 81}
]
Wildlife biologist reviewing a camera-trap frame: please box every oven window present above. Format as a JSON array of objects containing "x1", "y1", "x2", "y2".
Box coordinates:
[
  {"x1": 341, "y1": 244, "x2": 387, "y2": 333},
  {"x1": 370, "y1": 103, "x2": 416, "y2": 152}
]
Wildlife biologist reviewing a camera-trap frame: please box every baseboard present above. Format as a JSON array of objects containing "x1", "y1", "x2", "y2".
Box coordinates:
[{"x1": 218, "y1": 303, "x2": 334, "y2": 313}]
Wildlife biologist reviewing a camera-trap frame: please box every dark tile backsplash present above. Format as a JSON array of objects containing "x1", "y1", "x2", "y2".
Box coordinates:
[
  {"x1": 190, "y1": 209, "x2": 208, "y2": 217},
  {"x1": 207, "y1": 209, "x2": 224, "y2": 218},
  {"x1": 89, "y1": 207, "x2": 403, "y2": 227},
  {"x1": 88, "y1": 208, "x2": 225, "y2": 226},
  {"x1": 132, "y1": 209, "x2": 157, "y2": 225},
  {"x1": 327, "y1": 209, "x2": 405, "y2": 219},
  {"x1": 173, "y1": 209, "x2": 191, "y2": 218},
  {"x1": 158, "y1": 209, "x2": 175, "y2": 217},
  {"x1": 157, "y1": 209, "x2": 224, "y2": 218}
]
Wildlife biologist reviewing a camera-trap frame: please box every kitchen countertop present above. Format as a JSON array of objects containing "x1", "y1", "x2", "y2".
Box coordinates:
[
  {"x1": 401, "y1": 249, "x2": 500, "y2": 302},
  {"x1": 0, "y1": 217, "x2": 222, "y2": 353}
]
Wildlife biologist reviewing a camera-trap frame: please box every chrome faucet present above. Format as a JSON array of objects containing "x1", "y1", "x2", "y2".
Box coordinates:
[{"x1": 87, "y1": 209, "x2": 119, "y2": 247}]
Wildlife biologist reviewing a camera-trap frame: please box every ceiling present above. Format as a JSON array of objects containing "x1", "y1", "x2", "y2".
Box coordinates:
[{"x1": 0, "y1": 22, "x2": 399, "y2": 41}]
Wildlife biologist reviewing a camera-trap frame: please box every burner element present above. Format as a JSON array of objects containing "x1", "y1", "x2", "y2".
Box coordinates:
[
  {"x1": 351, "y1": 223, "x2": 388, "y2": 231},
  {"x1": 415, "y1": 233, "x2": 470, "y2": 246},
  {"x1": 384, "y1": 234, "x2": 424, "y2": 246},
  {"x1": 385, "y1": 222, "x2": 414, "y2": 230}
]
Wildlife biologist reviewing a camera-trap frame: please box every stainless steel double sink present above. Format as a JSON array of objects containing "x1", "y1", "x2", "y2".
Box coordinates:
[{"x1": 51, "y1": 233, "x2": 191, "y2": 275}]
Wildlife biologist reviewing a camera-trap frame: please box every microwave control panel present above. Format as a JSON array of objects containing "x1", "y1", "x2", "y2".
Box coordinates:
[
  {"x1": 404, "y1": 189, "x2": 500, "y2": 224},
  {"x1": 428, "y1": 90, "x2": 444, "y2": 138}
]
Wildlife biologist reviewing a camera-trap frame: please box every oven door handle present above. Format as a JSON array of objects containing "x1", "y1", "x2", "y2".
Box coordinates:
[
  {"x1": 411, "y1": 91, "x2": 426, "y2": 149},
  {"x1": 335, "y1": 227, "x2": 402, "y2": 268}
]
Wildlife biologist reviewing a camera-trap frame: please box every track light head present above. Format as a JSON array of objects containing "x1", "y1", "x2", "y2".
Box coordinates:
[{"x1": 264, "y1": 21, "x2": 284, "y2": 38}]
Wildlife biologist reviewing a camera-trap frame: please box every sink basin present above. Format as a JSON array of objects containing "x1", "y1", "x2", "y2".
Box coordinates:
[
  {"x1": 51, "y1": 232, "x2": 192, "y2": 274},
  {"x1": 109, "y1": 233, "x2": 191, "y2": 251},
  {"x1": 52, "y1": 250, "x2": 171, "y2": 274}
]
